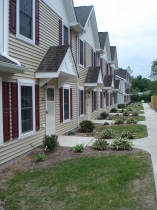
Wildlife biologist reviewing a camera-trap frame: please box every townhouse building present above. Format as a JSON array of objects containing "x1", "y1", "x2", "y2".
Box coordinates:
[{"x1": 0, "y1": 0, "x2": 124, "y2": 170}]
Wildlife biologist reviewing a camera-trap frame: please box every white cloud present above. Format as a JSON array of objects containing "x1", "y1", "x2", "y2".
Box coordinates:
[{"x1": 73, "y1": 0, "x2": 157, "y2": 78}]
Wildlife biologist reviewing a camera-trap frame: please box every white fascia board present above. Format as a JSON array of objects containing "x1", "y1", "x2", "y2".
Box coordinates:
[
  {"x1": 84, "y1": 6, "x2": 93, "y2": 30},
  {"x1": 0, "y1": 61, "x2": 29, "y2": 73},
  {"x1": 36, "y1": 72, "x2": 58, "y2": 78},
  {"x1": 116, "y1": 75, "x2": 125, "y2": 81},
  {"x1": 63, "y1": 0, "x2": 77, "y2": 22},
  {"x1": 70, "y1": 22, "x2": 85, "y2": 34},
  {"x1": 102, "y1": 87, "x2": 111, "y2": 90},
  {"x1": 84, "y1": 83, "x2": 97, "y2": 87},
  {"x1": 0, "y1": 51, "x2": 21, "y2": 66}
]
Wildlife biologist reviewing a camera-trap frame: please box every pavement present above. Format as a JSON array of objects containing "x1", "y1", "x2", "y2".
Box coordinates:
[{"x1": 58, "y1": 103, "x2": 157, "y2": 195}]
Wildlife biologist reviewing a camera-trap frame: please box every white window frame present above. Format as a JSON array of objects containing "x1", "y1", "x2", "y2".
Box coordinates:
[
  {"x1": 79, "y1": 87, "x2": 84, "y2": 117},
  {"x1": 100, "y1": 90, "x2": 103, "y2": 109},
  {"x1": 93, "y1": 89, "x2": 97, "y2": 112},
  {"x1": 16, "y1": 0, "x2": 35, "y2": 45},
  {"x1": 63, "y1": 85, "x2": 70, "y2": 123},
  {"x1": 62, "y1": 22, "x2": 70, "y2": 46},
  {"x1": 0, "y1": 77, "x2": 3, "y2": 146},
  {"x1": 18, "y1": 79, "x2": 35, "y2": 140},
  {"x1": 79, "y1": 38, "x2": 84, "y2": 68}
]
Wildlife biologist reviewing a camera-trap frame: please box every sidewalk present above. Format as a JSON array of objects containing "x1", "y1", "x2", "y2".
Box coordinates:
[{"x1": 133, "y1": 103, "x2": 157, "y2": 195}]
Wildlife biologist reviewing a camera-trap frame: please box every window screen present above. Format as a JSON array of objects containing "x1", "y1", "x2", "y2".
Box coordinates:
[
  {"x1": 64, "y1": 89, "x2": 69, "y2": 120},
  {"x1": 64, "y1": 25, "x2": 69, "y2": 45},
  {"x1": 20, "y1": 0, "x2": 33, "y2": 39},
  {"x1": 21, "y1": 86, "x2": 33, "y2": 133},
  {"x1": 80, "y1": 40, "x2": 84, "y2": 65}
]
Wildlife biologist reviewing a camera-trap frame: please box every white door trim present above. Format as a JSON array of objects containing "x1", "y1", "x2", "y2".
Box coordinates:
[{"x1": 0, "y1": 77, "x2": 4, "y2": 146}]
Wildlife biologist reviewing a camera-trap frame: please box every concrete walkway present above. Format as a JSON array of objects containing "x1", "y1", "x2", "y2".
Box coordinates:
[{"x1": 132, "y1": 103, "x2": 157, "y2": 195}]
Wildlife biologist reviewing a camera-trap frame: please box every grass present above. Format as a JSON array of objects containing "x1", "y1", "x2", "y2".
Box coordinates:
[
  {"x1": 96, "y1": 124, "x2": 148, "y2": 139},
  {"x1": 0, "y1": 152, "x2": 155, "y2": 210},
  {"x1": 140, "y1": 111, "x2": 145, "y2": 114},
  {"x1": 134, "y1": 116, "x2": 145, "y2": 121},
  {"x1": 128, "y1": 105, "x2": 144, "y2": 110}
]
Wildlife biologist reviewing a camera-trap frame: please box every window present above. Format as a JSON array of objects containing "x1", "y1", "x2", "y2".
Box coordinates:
[
  {"x1": 16, "y1": 0, "x2": 35, "y2": 45},
  {"x1": 63, "y1": 86, "x2": 70, "y2": 121},
  {"x1": 18, "y1": 80, "x2": 35, "y2": 139},
  {"x1": 79, "y1": 39, "x2": 84, "y2": 66},
  {"x1": 64, "y1": 25, "x2": 69, "y2": 45},
  {"x1": 100, "y1": 91, "x2": 103, "y2": 109},
  {"x1": 80, "y1": 88, "x2": 84, "y2": 116},
  {"x1": 93, "y1": 90, "x2": 96, "y2": 111}
]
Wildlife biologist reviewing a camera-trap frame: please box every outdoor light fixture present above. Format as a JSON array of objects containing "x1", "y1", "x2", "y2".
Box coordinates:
[{"x1": 44, "y1": 84, "x2": 47, "y2": 90}]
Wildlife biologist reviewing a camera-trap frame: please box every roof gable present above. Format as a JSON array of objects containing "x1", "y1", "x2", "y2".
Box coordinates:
[
  {"x1": 100, "y1": 32, "x2": 111, "y2": 62},
  {"x1": 84, "y1": 67, "x2": 103, "y2": 87},
  {"x1": 110, "y1": 46, "x2": 118, "y2": 69},
  {"x1": 74, "y1": 6, "x2": 93, "y2": 27},
  {"x1": 98, "y1": 32, "x2": 108, "y2": 49}
]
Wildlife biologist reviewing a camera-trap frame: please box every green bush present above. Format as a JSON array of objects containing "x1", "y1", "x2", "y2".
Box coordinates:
[
  {"x1": 126, "y1": 117, "x2": 138, "y2": 124},
  {"x1": 104, "y1": 122, "x2": 109, "y2": 125},
  {"x1": 100, "y1": 112, "x2": 108, "y2": 119},
  {"x1": 132, "y1": 109, "x2": 139, "y2": 116},
  {"x1": 127, "y1": 106, "x2": 133, "y2": 111},
  {"x1": 115, "y1": 114, "x2": 119, "y2": 116},
  {"x1": 101, "y1": 128, "x2": 115, "y2": 139},
  {"x1": 123, "y1": 110, "x2": 130, "y2": 116},
  {"x1": 92, "y1": 139, "x2": 109, "y2": 150},
  {"x1": 74, "y1": 144, "x2": 84, "y2": 152},
  {"x1": 111, "y1": 137, "x2": 133, "y2": 150},
  {"x1": 43, "y1": 134, "x2": 59, "y2": 150},
  {"x1": 115, "y1": 116, "x2": 126, "y2": 124},
  {"x1": 121, "y1": 130, "x2": 135, "y2": 139},
  {"x1": 98, "y1": 116, "x2": 104, "y2": 120},
  {"x1": 110, "y1": 108, "x2": 117, "y2": 113},
  {"x1": 68, "y1": 131, "x2": 75, "y2": 136},
  {"x1": 34, "y1": 153, "x2": 46, "y2": 161},
  {"x1": 79, "y1": 120, "x2": 95, "y2": 133}
]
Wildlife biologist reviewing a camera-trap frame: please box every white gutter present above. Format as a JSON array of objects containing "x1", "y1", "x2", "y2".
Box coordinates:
[
  {"x1": 0, "y1": 61, "x2": 29, "y2": 72},
  {"x1": 0, "y1": 51, "x2": 21, "y2": 66},
  {"x1": 70, "y1": 22, "x2": 86, "y2": 34}
]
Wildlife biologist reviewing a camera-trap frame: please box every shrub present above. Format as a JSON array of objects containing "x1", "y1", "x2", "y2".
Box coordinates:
[
  {"x1": 126, "y1": 117, "x2": 138, "y2": 124},
  {"x1": 127, "y1": 107, "x2": 133, "y2": 111},
  {"x1": 74, "y1": 143, "x2": 84, "y2": 152},
  {"x1": 68, "y1": 131, "x2": 75, "y2": 136},
  {"x1": 121, "y1": 109, "x2": 124, "y2": 113},
  {"x1": 121, "y1": 130, "x2": 135, "y2": 139},
  {"x1": 108, "y1": 117, "x2": 113, "y2": 120},
  {"x1": 93, "y1": 139, "x2": 109, "y2": 150},
  {"x1": 79, "y1": 120, "x2": 95, "y2": 133},
  {"x1": 132, "y1": 109, "x2": 139, "y2": 116},
  {"x1": 110, "y1": 108, "x2": 117, "y2": 113},
  {"x1": 111, "y1": 137, "x2": 133, "y2": 150},
  {"x1": 100, "y1": 112, "x2": 108, "y2": 119},
  {"x1": 115, "y1": 116, "x2": 126, "y2": 124},
  {"x1": 43, "y1": 134, "x2": 59, "y2": 150},
  {"x1": 115, "y1": 114, "x2": 119, "y2": 116},
  {"x1": 123, "y1": 110, "x2": 130, "y2": 116},
  {"x1": 98, "y1": 116, "x2": 104, "y2": 120},
  {"x1": 34, "y1": 153, "x2": 46, "y2": 161},
  {"x1": 101, "y1": 128, "x2": 115, "y2": 139},
  {"x1": 104, "y1": 122, "x2": 109, "y2": 125}
]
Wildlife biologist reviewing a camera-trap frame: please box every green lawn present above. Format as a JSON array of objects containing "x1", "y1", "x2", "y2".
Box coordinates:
[
  {"x1": 128, "y1": 106, "x2": 144, "y2": 110},
  {"x1": 135, "y1": 116, "x2": 145, "y2": 121},
  {"x1": 96, "y1": 124, "x2": 148, "y2": 139},
  {"x1": 140, "y1": 111, "x2": 145, "y2": 114},
  {"x1": 0, "y1": 152, "x2": 155, "y2": 210}
]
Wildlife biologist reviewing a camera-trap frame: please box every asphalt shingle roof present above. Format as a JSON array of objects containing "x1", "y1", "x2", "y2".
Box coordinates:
[
  {"x1": 103, "y1": 75, "x2": 113, "y2": 87},
  {"x1": 0, "y1": 55, "x2": 17, "y2": 65},
  {"x1": 110, "y1": 46, "x2": 116, "y2": 61},
  {"x1": 98, "y1": 32, "x2": 108, "y2": 49},
  {"x1": 85, "y1": 66, "x2": 101, "y2": 83},
  {"x1": 116, "y1": 70, "x2": 127, "y2": 79},
  {"x1": 36, "y1": 46, "x2": 69, "y2": 73},
  {"x1": 74, "y1": 6, "x2": 93, "y2": 28},
  {"x1": 114, "y1": 80, "x2": 120, "y2": 89}
]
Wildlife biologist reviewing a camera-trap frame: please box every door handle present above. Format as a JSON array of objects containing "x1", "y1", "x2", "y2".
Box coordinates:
[{"x1": 46, "y1": 110, "x2": 49, "y2": 114}]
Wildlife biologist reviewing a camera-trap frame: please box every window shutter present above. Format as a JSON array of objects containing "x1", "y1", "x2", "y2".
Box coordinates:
[
  {"x1": 70, "y1": 88, "x2": 73, "y2": 119},
  {"x1": 60, "y1": 87, "x2": 63, "y2": 122},
  {"x1": 84, "y1": 42, "x2": 86, "y2": 67},
  {"x1": 35, "y1": 0, "x2": 39, "y2": 45},
  {"x1": 11, "y1": 83, "x2": 18, "y2": 138},
  {"x1": 59, "y1": 19, "x2": 62, "y2": 46},
  {"x1": 106, "y1": 92, "x2": 108, "y2": 106},
  {"x1": 92, "y1": 91, "x2": 94, "y2": 112},
  {"x1": 102, "y1": 92, "x2": 104, "y2": 109},
  {"x1": 96, "y1": 91, "x2": 98, "y2": 111},
  {"x1": 2, "y1": 82, "x2": 10, "y2": 142},
  {"x1": 70, "y1": 29, "x2": 72, "y2": 49},
  {"x1": 35, "y1": 84, "x2": 40, "y2": 131},
  {"x1": 10, "y1": 0, "x2": 16, "y2": 33},
  {"x1": 79, "y1": 89, "x2": 80, "y2": 116},
  {"x1": 84, "y1": 89, "x2": 86, "y2": 114},
  {"x1": 106, "y1": 63, "x2": 108, "y2": 75},
  {"x1": 110, "y1": 92, "x2": 112, "y2": 106},
  {"x1": 91, "y1": 49, "x2": 93, "y2": 67}
]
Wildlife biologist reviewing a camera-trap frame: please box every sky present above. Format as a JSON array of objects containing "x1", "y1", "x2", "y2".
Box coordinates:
[{"x1": 73, "y1": 0, "x2": 157, "y2": 78}]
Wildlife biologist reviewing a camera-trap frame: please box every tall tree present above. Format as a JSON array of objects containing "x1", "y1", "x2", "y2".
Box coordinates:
[{"x1": 149, "y1": 59, "x2": 157, "y2": 80}]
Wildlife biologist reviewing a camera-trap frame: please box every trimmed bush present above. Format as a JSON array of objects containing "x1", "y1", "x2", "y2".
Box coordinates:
[
  {"x1": 111, "y1": 137, "x2": 133, "y2": 150},
  {"x1": 74, "y1": 144, "x2": 84, "y2": 152},
  {"x1": 123, "y1": 110, "x2": 130, "y2": 116},
  {"x1": 126, "y1": 117, "x2": 138, "y2": 124},
  {"x1": 115, "y1": 116, "x2": 126, "y2": 124},
  {"x1": 100, "y1": 112, "x2": 108, "y2": 119},
  {"x1": 93, "y1": 139, "x2": 109, "y2": 150},
  {"x1": 68, "y1": 131, "x2": 75, "y2": 136},
  {"x1": 34, "y1": 153, "x2": 46, "y2": 161},
  {"x1": 104, "y1": 122, "x2": 109, "y2": 125},
  {"x1": 121, "y1": 130, "x2": 135, "y2": 139},
  {"x1": 101, "y1": 128, "x2": 115, "y2": 139},
  {"x1": 43, "y1": 134, "x2": 59, "y2": 150},
  {"x1": 132, "y1": 109, "x2": 139, "y2": 116},
  {"x1": 110, "y1": 108, "x2": 117, "y2": 113},
  {"x1": 80, "y1": 120, "x2": 95, "y2": 133}
]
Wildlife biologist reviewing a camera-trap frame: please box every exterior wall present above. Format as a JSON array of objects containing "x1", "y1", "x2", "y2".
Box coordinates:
[{"x1": 83, "y1": 19, "x2": 95, "y2": 49}]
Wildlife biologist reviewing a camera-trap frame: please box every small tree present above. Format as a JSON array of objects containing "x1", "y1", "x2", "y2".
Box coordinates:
[{"x1": 149, "y1": 59, "x2": 157, "y2": 80}]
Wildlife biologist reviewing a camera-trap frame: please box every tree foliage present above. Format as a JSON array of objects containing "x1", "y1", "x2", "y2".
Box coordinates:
[
  {"x1": 131, "y1": 75, "x2": 151, "y2": 93},
  {"x1": 149, "y1": 59, "x2": 157, "y2": 80}
]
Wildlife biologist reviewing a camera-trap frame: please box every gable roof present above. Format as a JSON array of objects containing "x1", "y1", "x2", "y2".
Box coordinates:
[
  {"x1": 98, "y1": 32, "x2": 108, "y2": 49},
  {"x1": 116, "y1": 70, "x2": 127, "y2": 79},
  {"x1": 85, "y1": 66, "x2": 101, "y2": 83},
  {"x1": 110, "y1": 46, "x2": 116, "y2": 61},
  {"x1": 74, "y1": 6, "x2": 93, "y2": 27},
  {"x1": 36, "y1": 46, "x2": 70, "y2": 73},
  {"x1": 114, "y1": 80, "x2": 120, "y2": 89},
  {"x1": 103, "y1": 75, "x2": 113, "y2": 87}
]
